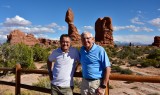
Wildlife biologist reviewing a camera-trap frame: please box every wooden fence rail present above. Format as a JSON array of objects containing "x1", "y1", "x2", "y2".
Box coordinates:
[{"x1": 0, "y1": 63, "x2": 160, "y2": 95}]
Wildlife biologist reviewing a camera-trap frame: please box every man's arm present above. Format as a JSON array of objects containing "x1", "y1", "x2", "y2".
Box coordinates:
[
  {"x1": 97, "y1": 67, "x2": 111, "y2": 95},
  {"x1": 47, "y1": 59, "x2": 53, "y2": 81},
  {"x1": 75, "y1": 62, "x2": 81, "y2": 72},
  {"x1": 103, "y1": 67, "x2": 111, "y2": 86}
]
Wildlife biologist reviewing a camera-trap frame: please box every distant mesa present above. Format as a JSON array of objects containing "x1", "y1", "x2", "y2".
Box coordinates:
[
  {"x1": 152, "y1": 36, "x2": 160, "y2": 47},
  {"x1": 7, "y1": 29, "x2": 59, "y2": 46}
]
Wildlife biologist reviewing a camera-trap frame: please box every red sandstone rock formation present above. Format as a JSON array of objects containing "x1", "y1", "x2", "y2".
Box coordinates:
[
  {"x1": 152, "y1": 36, "x2": 160, "y2": 47},
  {"x1": 38, "y1": 38, "x2": 59, "y2": 46},
  {"x1": 65, "y1": 8, "x2": 80, "y2": 41},
  {"x1": 95, "y1": 17, "x2": 114, "y2": 47},
  {"x1": 7, "y1": 30, "x2": 59, "y2": 46},
  {"x1": 7, "y1": 30, "x2": 39, "y2": 46}
]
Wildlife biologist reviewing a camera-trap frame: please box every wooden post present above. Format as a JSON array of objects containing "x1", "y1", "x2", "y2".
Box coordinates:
[
  {"x1": 105, "y1": 82, "x2": 109, "y2": 95},
  {"x1": 15, "y1": 63, "x2": 21, "y2": 95}
]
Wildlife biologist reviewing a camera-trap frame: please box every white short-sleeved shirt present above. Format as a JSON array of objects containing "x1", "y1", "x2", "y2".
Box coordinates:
[{"x1": 48, "y1": 47, "x2": 79, "y2": 87}]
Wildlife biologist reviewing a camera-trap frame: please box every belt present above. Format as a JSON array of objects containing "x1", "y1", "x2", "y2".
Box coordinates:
[{"x1": 84, "y1": 78, "x2": 101, "y2": 81}]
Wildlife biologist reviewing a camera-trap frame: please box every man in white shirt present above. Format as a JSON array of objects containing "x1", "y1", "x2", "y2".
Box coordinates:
[{"x1": 47, "y1": 34, "x2": 80, "y2": 95}]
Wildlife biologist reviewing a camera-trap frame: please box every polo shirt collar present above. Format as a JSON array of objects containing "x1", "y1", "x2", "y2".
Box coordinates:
[
  {"x1": 83, "y1": 43, "x2": 97, "y2": 52},
  {"x1": 90, "y1": 43, "x2": 96, "y2": 52},
  {"x1": 57, "y1": 47, "x2": 70, "y2": 53}
]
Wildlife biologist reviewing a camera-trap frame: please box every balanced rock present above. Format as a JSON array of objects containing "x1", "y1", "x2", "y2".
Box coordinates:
[{"x1": 65, "y1": 8, "x2": 80, "y2": 41}]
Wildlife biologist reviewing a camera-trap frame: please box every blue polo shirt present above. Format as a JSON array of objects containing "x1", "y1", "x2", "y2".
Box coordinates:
[{"x1": 80, "y1": 43, "x2": 110, "y2": 79}]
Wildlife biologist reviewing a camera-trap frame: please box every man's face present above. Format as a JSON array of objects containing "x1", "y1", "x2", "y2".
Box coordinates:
[
  {"x1": 81, "y1": 33, "x2": 94, "y2": 50},
  {"x1": 60, "y1": 37, "x2": 71, "y2": 52}
]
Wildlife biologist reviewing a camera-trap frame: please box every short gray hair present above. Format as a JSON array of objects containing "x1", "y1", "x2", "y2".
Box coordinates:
[{"x1": 81, "y1": 31, "x2": 93, "y2": 38}]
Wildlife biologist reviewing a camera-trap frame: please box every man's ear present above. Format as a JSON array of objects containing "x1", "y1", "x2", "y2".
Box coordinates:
[{"x1": 92, "y1": 37, "x2": 95, "y2": 42}]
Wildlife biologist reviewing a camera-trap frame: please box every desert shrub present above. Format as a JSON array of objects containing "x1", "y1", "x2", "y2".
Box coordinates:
[
  {"x1": 112, "y1": 60, "x2": 124, "y2": 65},
  {"x1": 14, "y1": 43, "x2": 35, "y2": 69},
  {"x1": 121, "y1": 69, "x2": 133, "y2": 74},
  {"x1": 140, "y1": 59, "x2": 160, "y2": 68},
  {"x1": 32, "y1": 77, "x2": 50, "y2": 89},
  {"x1": 0, "y1": 43, "x2": 35, "y2": 69},
  {"x1": 105, "y1": 46, "x2": 118, "y2": 58},
  {"x1": 21, "y1": 90, "x2": 49, "y2": 95},
  {"x1": 116, "y1": 46, "x2": 131, "y2": 59},
  {"x1": 111, "y1": 65, "x2": 132, "y2": 74},
  {"x1": 147, "y1": 49, "x2": 160, "y2": 61},
  {"x1": 2, "y1": 90, "x2": 14, "y2": 95},
  {"x1": 128, "y1": 59, "x2": 142, "y2": 66},
  {"x1": 116, "y1": 46, "x2": 144, "y2": 60},
  {"x1": 111, "y1": 65, "x2": 122, "y2": 73},
  {"x1": 32, "y1": 44, "x2": 50, "y2": 62},
  {"x1": 74, "y1": 78, "x2": 81, "y2": 88},
  {"x1": 109, "y1": 85, "x2": 113, "y2": 89},
  {"x1": 130, "y1": 86, "x2": 138, "y2": 89}
]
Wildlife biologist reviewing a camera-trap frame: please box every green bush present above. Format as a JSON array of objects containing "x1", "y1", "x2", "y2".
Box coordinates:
[
  {"x1": 147, "y1": 49, "x2": 160, "y2": 61},
  {"x1": 140, "y1": 59, "x2": 160, "y2": 68},
  {"x1": 121, "y1": 69, "x2": 133, "y2": 74},
  {"x1": 0, "y1": 43, "x2": 35, "y2": 69},
  {"x1": 32, "y1": 44, "x2": 50, "y2": 62},
  {"x1": 111, "y1": 65, "x2": 132, "y2": 74}
]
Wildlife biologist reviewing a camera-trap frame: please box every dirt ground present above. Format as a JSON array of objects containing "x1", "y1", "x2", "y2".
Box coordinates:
[
  {"x1": 0, "y1": 63, "x2": 160, "y2": 95},
  {"x1": 109, "y1": 66, "x2": 160, "y2": 95}
]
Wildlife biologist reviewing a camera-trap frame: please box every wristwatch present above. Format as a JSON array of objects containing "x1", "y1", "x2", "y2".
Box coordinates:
[{"x1": 99, "y1": 84, "x2": 106, "y2": 89}]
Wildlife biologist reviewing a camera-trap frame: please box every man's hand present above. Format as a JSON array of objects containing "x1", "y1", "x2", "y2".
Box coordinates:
[
  {"x1": 96, "y1": 87, "x2": 105, "y2": 95},
  {"x1": 48, "y1": 71, "x2": 53, "y2": 81}
]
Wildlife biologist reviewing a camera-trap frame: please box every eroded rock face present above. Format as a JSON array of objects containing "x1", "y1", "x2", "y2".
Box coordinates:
[
  {"x1": 95, "y1": 17, "x2": 114, "y2": 47},
  {"x1": 38, "y1": 38, "x2": 59, "y2": 46},
  {"x1": 7, "y1": 30, "x2": 39, "y2": 46},
  {"x1": 152, "y1": 36, "x2": 160, "y2": 47},
  {"x1": 65, "y1": 8, "x2": 80, "y2": 41},
  {"x1": 7, "y1": 30, "x2": 59, "y2": 46}
]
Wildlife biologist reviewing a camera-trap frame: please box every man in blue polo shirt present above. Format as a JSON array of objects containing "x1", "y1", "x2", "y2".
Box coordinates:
[
  {"x1": 80, "y1": 32, "x2": 111, "y2": 95},
  {"x1": 47, "y1": 34, "x2": 80, "y2": 95}
]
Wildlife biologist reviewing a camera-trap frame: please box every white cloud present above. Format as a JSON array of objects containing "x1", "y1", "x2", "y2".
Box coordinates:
[
  {"x1": 0, "y1": 26, "x2": 55, "y2": 34},
  {"x1": 0, "y1": 35, "x2": 7, "y2": 43},
  {"x1": 130, "y1": 17, "x2": 144, "y2": 25},
  {"x1": 47, "y1": 23, "x2": 66, "y2": 31},
  {"x1": 114, "y1": 35, "x2": 154, "y2": 44},
  {"x1": 149, "y1": 18, "x2": 160, "y2": 27},
  {"x1": 57, "y1": 26, "x2": 66, "y2": 31},
  {"x1": 35, "y1": 34, "x2": 49, "y2": 38},
  {"x1": 83, "y1": 26, "x2": 94, "y2": 30},
  {"x1": 114, "y1": 25, "x2": 153, "y2": 32},
  {"x1": 47, "y1": 23, "x2": 58, "y2": 28},
  {"x1": 3, "y1": 15, "x2": 31, "y2": 26},
  {"x1": 0, "y1": 15, "x2": 68, "y2": 43}
]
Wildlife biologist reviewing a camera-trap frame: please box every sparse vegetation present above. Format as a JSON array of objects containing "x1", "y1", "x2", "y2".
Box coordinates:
[
  {"x1": 32, "y1": 77, "x2": 50, "y2": 89},
  {"x1": 105, "y1": 46, "x2": 160, "y2": 69},
  {"x1": 32, "y1": 44, "x2": 50, "y2": 62}
]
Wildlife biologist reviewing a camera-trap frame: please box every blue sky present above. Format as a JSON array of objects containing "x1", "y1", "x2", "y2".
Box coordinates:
[{"x1": 0, "y1": 0, "x2": 160, "y2": 44}]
